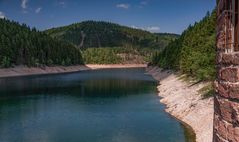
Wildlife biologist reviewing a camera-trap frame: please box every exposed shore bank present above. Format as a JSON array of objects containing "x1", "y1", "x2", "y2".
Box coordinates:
[
  {"x1": 146, "y1": 66, "x2": 213, "y2": 142},
  {"x1": 0, "y1": 64, "x2": 147, "y2": 78}
]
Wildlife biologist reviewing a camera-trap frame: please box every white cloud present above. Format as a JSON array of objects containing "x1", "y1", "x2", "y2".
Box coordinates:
[
  {"x1": 131, "y1": 25, "x2": 139, "y2": 29},
  {"x1": 131, "y1": 25, "x2": 160, "y2": 33},
  {"x1": 137, "y1": 0, "x2": 149, "y2": 8},
  {"x1": 0, "y1": 11, "x2": 6, "y2": 19},
  {"x1": 21, "y1": 0, "x2": 28, "y2": 9},
  {"x1": 146, "y1": 26, "x2": 160, "y2": 33},
  {"x1": 140, "y1": 1, "x2": 148, "y2": 5},
  {"x1": 116, "y1": 3, "x2": 130, "y2": 9},
  {"x1": 59, "y1": 1, "x2": 65, "y2": 5},
  {"x1": 35, "y1": 7, "x2": 42, "y2": 13},
  {"x1": 58, "y1": 1, "x2": 66, "y2": 8}
]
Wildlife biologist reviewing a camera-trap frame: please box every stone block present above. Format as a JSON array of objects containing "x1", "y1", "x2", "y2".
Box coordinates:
[
  {"x1": 215, "y1": 96, "x2": 233, "y2": 123},
  {"x1": 213, "y1": 114, "x2": 228, "y2": 141},
  {"x1": 215, "y1": 81, "x2": 229, "y2": 98},
  {"x1": 221, "y1": 53, "x2": 233, "y2": 65},
  {"x1": 229, "y1": 84, "x2": 239, "y2": 100},
  {"x1": 215, "y1": 81, "x2": 239, "y2": 100},
  {"x1": 226, "y1": 123, "x2": 239, "y2": 142},
  {"x1": 219, "y1": 67, "x2": 239, "y2": 82},
  {"x1": 232, "y1": 53, "x2": 239, "y2": 65}
]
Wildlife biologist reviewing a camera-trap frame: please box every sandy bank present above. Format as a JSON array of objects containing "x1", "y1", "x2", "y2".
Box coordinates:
[
  {"x1": 0, "y1": 64, "x2": 146, "y2": 78},
  {"x1": 86, "y1": 64, "x2": 147, "y2": 69},
  {"x1": 146, "y1": 66, "x2": 213, "y2": 142}
]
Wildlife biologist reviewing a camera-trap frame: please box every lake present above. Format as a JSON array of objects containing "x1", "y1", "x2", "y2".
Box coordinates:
[{"x1": 0, "y1": 68, "x2": 189, "y2": 142}]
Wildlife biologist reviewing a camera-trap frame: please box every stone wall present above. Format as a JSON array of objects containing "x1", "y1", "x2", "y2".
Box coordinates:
[{"x1": 214, "y1": 52, "x2": 239, "y2": 142}]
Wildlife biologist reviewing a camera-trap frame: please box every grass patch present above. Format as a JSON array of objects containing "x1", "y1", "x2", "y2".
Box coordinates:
[
  {"x1": 177, "y1": 74, "x2": 201, "y2": 85},
  {"x1": 198, "y1": 83, "x2": 214, "y2": 99}
]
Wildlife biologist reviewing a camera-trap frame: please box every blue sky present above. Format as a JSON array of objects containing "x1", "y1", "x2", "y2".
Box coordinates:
[{"x1": 0, "y1": 0, "x2": 216, "y2": 34}]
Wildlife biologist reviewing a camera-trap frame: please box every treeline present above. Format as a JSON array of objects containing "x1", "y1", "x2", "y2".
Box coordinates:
[
  {"x1": 151, "y1": 11, "x2": 216, "y2": 80},
  {"x1": 154, "y1": 33, "x2": 179, "y2": 48},
  {"x1": 82, "y1": 46, "x2": 152, "y2": 64},
  {"x1": 0, "y1": 18, "x2": 83, "y2": 68},
  {"x1": 82, "y1": 48, "x2": 122, "y2": 64},
  {"x1": 46, "y1": 21, "x2": 178, "y2": 49}
]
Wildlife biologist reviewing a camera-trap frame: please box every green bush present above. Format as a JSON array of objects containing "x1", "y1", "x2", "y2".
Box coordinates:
[
  {"x1": 151, "y1": 10, "x2": 216, "y2": 81},
  {"x1": 1, "y1": 56, "x2": 11, "y2": 68},
  {"x1": 82, "y1": 48, "x2": 122, "y2": 64},
  {"x1": 47, "y1": 59, "x2": 53, "y2": 66}
]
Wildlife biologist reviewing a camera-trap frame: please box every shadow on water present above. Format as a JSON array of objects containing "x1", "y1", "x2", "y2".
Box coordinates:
[
  {"x1": 0, "y1": 67, "x2": 195, "y2": 142},
  {"x1": 182, "y1": 124, "x2": 196, "y2": 142}
]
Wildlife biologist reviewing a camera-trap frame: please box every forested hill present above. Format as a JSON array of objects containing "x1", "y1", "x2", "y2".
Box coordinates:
[
  {"x1": 45, "y1": 21, "x2": 178, "y2": 48},
  {"x1": 151, "y1": 11, "x2": 216, "y2": 81},
  {"x1": 0, "y1": 19, "x2": 83, "y2": 68}
]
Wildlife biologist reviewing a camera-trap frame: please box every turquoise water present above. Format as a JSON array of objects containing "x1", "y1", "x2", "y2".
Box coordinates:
[{"x1": 0, "y1": 68, "x2": 187, "y2": 142}]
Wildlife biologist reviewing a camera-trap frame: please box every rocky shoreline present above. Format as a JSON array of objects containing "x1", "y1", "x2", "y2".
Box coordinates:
[{"x1": 146, "y1": 66, "x2": 213, "y2": 142}]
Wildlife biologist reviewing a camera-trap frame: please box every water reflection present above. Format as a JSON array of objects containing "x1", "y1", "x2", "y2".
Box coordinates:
[{"x1": 0, "y1": 68, "x2": 186, "y2": 142}]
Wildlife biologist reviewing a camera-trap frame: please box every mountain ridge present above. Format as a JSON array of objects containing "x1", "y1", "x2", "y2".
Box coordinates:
[{"x1": 45, "y1": 21, "x2": 178, "y2": 49}]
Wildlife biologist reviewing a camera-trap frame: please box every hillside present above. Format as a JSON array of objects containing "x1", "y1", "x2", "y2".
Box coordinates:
[
  {"x1": 45, "y1": 21, "x2": 178, "y2": 49},
  {"x1": 0, "y1": 19, "x2": 83, "y2": 68},
  {"x1": 151, "y1": 11, "x2": 216, "y2": 81},
  {"x1": 82, "y1": 47, "x2": 150, "y2": 64}
]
